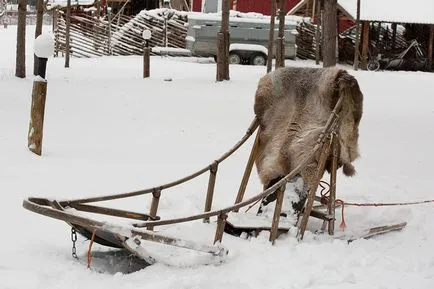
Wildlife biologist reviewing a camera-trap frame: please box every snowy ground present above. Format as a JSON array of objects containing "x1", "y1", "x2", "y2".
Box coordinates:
[{"x1": 1, "y1": 25, "x2": 434, "y2": 289}]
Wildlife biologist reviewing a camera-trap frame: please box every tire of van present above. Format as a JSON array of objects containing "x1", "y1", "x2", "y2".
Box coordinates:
[
  {"x1": 251, "y1": 53, "x2": 267, "y2": 66},
  {"x1": 229, "y1": 52, "x2": 242, "y2": 64}
]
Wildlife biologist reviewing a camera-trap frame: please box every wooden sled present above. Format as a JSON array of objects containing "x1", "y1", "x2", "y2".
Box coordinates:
[{"x1": 22, "y1": 94, "x2": 407, "y2": 266}]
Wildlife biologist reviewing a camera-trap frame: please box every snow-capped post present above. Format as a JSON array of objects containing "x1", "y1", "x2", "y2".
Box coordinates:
[
  {"x1": 142, "y1": 29, "x2": 152, "y2": 78},
  {"x1": 28, "y1": 33, "x2": 54, "y2": 156}
]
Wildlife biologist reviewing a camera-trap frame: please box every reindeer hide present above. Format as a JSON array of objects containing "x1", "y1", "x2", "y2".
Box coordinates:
[{"x1": 254, "y1": 67, "x2": 363, "y2": 189}]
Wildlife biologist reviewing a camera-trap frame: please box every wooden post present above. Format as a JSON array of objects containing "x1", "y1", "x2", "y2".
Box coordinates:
[
  {"x1": 323, "y1": 0, "x2": 337, "y2": 67},
  {"x1": 234, "y1": 130, "x2": 260, "y2": 210},
  {"x1": 266, "y1": 0, "x2": 277, "y2": 73},
  {"x1": 361, "y1": 21, "x2": 370, "y2": 70},
  {"x1": 428, "y1": 25, "x2": 433, "y2": 72},
  {"x1": 65, "y1": 0, "x2": 71, "y2": 68},
  {"x1": 328, "y1": 135, "x2": 338, "y2": 235},
  {"x1": 297, "y1": 140, "x2": 331, "y2": 240},
  {"x1": 213, "y1": 213, "x2": 228, "y2": 244},
  {"x1": 216, "y1": 0, "x2": 230, "y2": 81},
  {"x1": 15, "y1": 0, "x2": 27, "y2": 78},
  {"x1": 275, "y1": 0, "x2": 286, "y2": 69},
  {"x1": 28, "y1": 80, "x2": 48, "y2": 156},
  {"x1": 269, "y1": 184, "x2": 285, "y2": 244},
  {"x1": 353, "y1": 0, "x2": 361, "y2": 70},
  {"x1": 33, "y1": 0, "x2": 43, "y2": 76},
  {"x1": 391, "y1": 23, "x2": 397, "y2": 50},
  {"x1": 147, "y1": 189, "x2": 161, "y2": 231},
  {"x1": 315, "y1": 0, "x2": 321, "y2": 65},
  {"x1": 203, "y1": 161, "x2": 218, "y2": 223},
  {"x1": 143, "y1": 42, "x2": 150, "y2": 78},
  {"x1": 96, "y1": 0, "x2": 101, "y2": 19}
]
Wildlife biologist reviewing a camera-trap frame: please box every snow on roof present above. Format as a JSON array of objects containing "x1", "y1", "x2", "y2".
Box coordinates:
[{"x1": 339, "y1": 0, "x2": 434, "y2": 25}]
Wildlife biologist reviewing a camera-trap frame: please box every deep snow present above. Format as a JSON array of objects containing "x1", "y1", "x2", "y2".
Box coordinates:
[{"x1": 1, "y1": 25, "x2": 434, "y2": 289}]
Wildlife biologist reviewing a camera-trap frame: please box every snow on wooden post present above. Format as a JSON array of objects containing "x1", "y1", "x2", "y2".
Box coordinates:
[
  {"x1": 142, "y1": 29, "x2": 152, "y2": 78},
  {"x1": 266, "y1": 0, "x2": 277, "y2": 73},
  {"x1": 275, "y1": 0, "x2": 286, "y2": 69},
  {"x1": 28, "y1": 34, "x2": 54, "y2": 156}
]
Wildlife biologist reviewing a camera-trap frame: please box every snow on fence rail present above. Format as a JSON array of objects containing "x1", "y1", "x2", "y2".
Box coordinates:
[{"x1": 54, "y1": 8, "x2": 188, "y2": 58}]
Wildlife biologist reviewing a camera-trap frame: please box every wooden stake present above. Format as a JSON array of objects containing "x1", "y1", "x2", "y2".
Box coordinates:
[
  {"x1": 275, "y1": 0, "x2": 286, "y2": 69},
  {"x1": 15, "y1": 0, "x2": 27, "y2": 78},
  {"x1": 297, "y1": 140, "x2": 331, "y2": 240},
  {"x1": 65, "y1": 0, "x2": 71, "y2": 68},
  {"x1": 143, "y1": 42, "x2": 150, "y2": 78},
  {"x1": 269, "y1": 184, "x2": 285, "y2": 244},
  {"x1": 33, "y1": 0, "x2": 43, "y2": 76},
  {"x1": 204, "y1": 161, "x2": 219, "y2": 223},
  {"x1": 361, "y1": 21, "x2": 370, "y2": 70},
  {"x1": 315, "y1": 0, "x2": 322, "y2": 65},
  {"x1": 353, "y1": 0, "x2": 361, "y2": 70},
  {"x1": 147, "y1": 189, "x2": 161, "y2": 230},
  {"x1": 213, "y1": 213, "x2": 228, "y2": 244},
  {"x1": 28, "y1": 80, "x2": 48, "y2": 156},
  {"x1": 216, "y1": 0, "x2": 230, "y2": 81},
  {"x1": 266, "y1": 0, "x2": 277, "y2": 73},
  {"x1": 328, "y1": 134, "x2": 338, "y2": 235},
  {"x1": 234, "y1": 130, "x2": 260, "y2": 210}
]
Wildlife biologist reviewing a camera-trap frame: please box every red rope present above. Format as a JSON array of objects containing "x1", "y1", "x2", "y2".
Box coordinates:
[
  {"x1": 318, "y1": 181, "x2": 434, "y2": 231},
  {"x1": 87, "y1": 230, "x2": 97, "y2": 269}
]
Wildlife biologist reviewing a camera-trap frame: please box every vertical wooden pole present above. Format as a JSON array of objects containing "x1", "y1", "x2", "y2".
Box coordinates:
[
  {"x1": 96, "y1": 0, "x2": 101, "y2": 19},
  {"x1": 217, "y1": 0, "x2": 230, "y2": 81},
  {"x1": 266, "y1": 0, "x2": 277, "y2": 73},
  {"x1": 323, "y1": 0, "x2": 337, "y2": 67},
  {"x1": 33, "y1": 0, "x2": 43, "y2": 76},
  {"x1": 65, "y1": 0, "x2": 71, "y2": 68},
  {"x1": 361, "y1": 21, "x2": 370, "y2": 70},
  {"x1": 213, "y1": 213, "x2": 228, "y2": 244},
  {"x1": 147, "y1": 189, "x2": 161, "y2": 231},
  {"x1": 143, "y1": 42, "x2": 150, "y2": 78},
  {"x1": 297, "y1": 141, "x2": 331, "y2": 240},
  {"x1": 315, "y1": 0, "x2": 321, "y2": 65},
  {"x1": 391, "y1": 23, "x2": 397, "y2": 50},
  {"x1": 204, "y1": 161, "x2": 218, "y2": 223},
  {"x1": 275, "y1": 0, "x2": 286, "y2": 69},
  {"x1": 234, "y1": 130, "x2": 260, "y2": 210},
  {"x1": 28, "y1": 80, "x2": 48, "y2": 156},
  {"x1": 428, "y1": 25, "x2": 433, "y2": 72},
  {"x1": 328, "y1": 135, "x2": 338, "y2": 235},
  {"x1": 353, "y1": 0, "x2": 361, "y2": 70},
  {"x1": 269, "y1": 184, "x2": 285, "y2": 244},
  {"x1": 15, "y1": 0, "x2": 27, "y2": 78}
]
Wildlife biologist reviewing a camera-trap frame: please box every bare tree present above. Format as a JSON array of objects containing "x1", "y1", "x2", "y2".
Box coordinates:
[
  {"x1": 15, "y1": 0, "x2": 27, "y2": 78},
  {"x1": 323, "y1": 0, "x2": 337, "y2": 67}
]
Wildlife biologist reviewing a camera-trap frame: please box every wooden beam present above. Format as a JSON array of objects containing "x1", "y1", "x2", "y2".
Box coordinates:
[
  {"x1": 266, "y1": 0, "x2": 277, "y2": 73},
  {"x1": 269, "y1": 184, "x2": 285, "y2": 244},
  {"x1": 353, "y1": 0, "x2": 361, "y2": 70},
  {"x1": 204, "y1": 161, "x2": 219, "y2": 223},
  {"x1": 361, "y1": 21, "x2": 370, "y2": 70}
]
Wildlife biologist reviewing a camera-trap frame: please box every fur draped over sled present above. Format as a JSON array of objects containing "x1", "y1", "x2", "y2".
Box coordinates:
[{"x1": 254, "y1": 67, "x2": 363, "y2": 189}]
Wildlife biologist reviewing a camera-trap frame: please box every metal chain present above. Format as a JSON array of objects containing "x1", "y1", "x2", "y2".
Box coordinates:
[{"x1": 71, "y1": 227, "x2": 78, "y2": 259}]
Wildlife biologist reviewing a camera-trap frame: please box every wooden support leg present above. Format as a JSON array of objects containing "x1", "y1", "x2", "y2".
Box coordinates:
[
  {"x1": 234, "y1": 130, "x2": 260, "y2": 210},
  {"x1": 297, "y1": 139, "x2": 332, "y2": 240},
  {"x1": 214, "y1": 213, "x2": 228, "y2": 244},
  {"x1": 328, "y1": 134, "x2": 339, "y2": 235},
  {"x1": 269, "y1": 184, "x2": 286, "y2": 244},
  {"x1": 204, "y1": 161, "x2": 219, "y2": 223},
  {"x1": 147, "y1": 189, "x2": 161, "y2": 231}
]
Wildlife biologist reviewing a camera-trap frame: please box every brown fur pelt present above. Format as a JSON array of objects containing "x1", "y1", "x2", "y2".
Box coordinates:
[{"x1": 254, "y1": 67, "x2": 363, "y2": 189}]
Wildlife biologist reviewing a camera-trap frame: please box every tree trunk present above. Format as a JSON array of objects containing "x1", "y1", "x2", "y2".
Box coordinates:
[
  {"x1": 28, "y1": 80, "x2": 47, "y2": 156},
  {"x1": 216, "y1": 0, "x2": 230, "y2": 81},
  {"x1": 315, "y1": 0, "x2": 322, "y2": 65},
  {"x1": 33, "y1": 0, "x2": 44, "y2": 75},
  {"x1": 266, "y1": 0, "x2": 277, "y2": 73},
  {"x1": 65, "y1": 0, "x2": 71, "y2": 68},
  {"x1": 323, "y1": 0, "x2": 337, "y2": 67},
  {"x1": 15, "y1": 0, "x2": 27, "y2": 78},
  {"x1": 275, "y1": 0, "x2": 286, "y2": 69},
  {"x1": 353, "y1": 0, "x2": 361, "y2": 70}
]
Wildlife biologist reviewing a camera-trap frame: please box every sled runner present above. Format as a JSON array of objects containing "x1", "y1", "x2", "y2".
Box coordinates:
[{"x1": 22, "y1": 67, "x2": 407, "y2": 267}]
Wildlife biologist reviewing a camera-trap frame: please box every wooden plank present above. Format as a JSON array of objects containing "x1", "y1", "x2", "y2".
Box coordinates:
[
  {"x1": 204, "y1": 161, "x2": 219, "y2": 223},
  {"x1": 361, "y1": 21, "x2": 370, "y2": 70}
]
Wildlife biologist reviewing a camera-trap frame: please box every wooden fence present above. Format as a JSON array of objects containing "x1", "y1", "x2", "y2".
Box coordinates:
[{"x1": 54, "y1": 8, "x2": 188, "y2": 58}]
